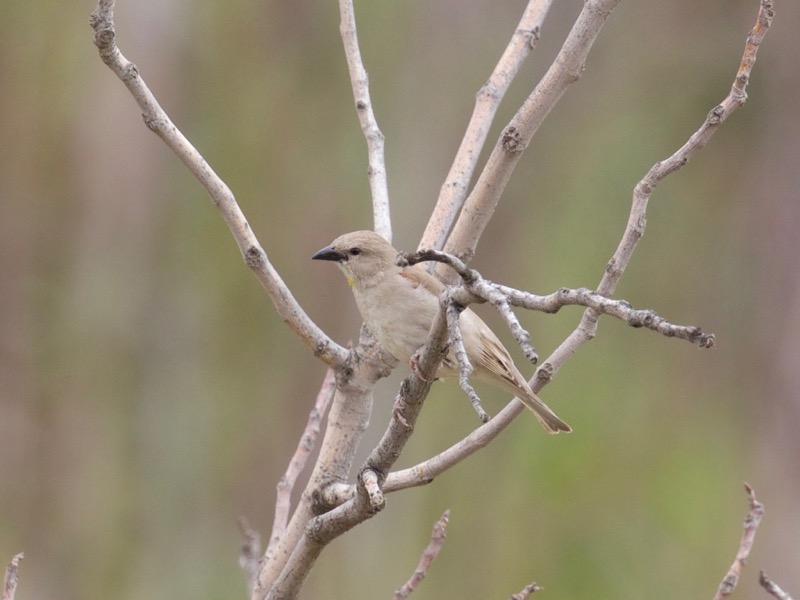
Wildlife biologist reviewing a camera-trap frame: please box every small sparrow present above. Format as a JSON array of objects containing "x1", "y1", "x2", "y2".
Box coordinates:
[{"x1": 312, "y1": 230, "x2": 571, "y2": 434}]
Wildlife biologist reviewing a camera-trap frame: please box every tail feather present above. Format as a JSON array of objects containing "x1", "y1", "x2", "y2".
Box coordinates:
[{"x1": 516, "y1": 390, "x2": 572, "y2": 434}]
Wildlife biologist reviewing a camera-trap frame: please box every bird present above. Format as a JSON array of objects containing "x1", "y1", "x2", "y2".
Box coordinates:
[{"x1": 311, "y1": 230, "x2": 571, "y2": 434}]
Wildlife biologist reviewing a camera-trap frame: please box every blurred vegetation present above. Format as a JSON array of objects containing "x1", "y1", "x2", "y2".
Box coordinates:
[{"x1": 1, "y1": 1, "x2": 798, "y2": 599}]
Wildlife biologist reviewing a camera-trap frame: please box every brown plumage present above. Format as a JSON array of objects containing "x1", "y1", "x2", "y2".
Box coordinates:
[{"x1": 312, "y1": 231, "x2": 571, "y2": 434}]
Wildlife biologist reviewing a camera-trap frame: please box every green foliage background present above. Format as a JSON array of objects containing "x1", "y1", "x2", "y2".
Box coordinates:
[{"x1": 1, "y1": 1, "x2": 798, "y2": 598}]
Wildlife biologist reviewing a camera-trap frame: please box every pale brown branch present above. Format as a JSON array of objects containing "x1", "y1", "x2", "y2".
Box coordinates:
[
  {"x1": 255, "y1": 331, "x2": 386, "y2": 599},
  {"x1": 393, "y1": 510, "x2": 451, "y2": 599},
  {"x1": 262, "y1": 302, "x2": 453, "y2": 600},
  {"x1": 509, "y1": 582, "x2": 542, "y2": 600},
  {"x1": 713, "y1": 483, "x2": 765, "y2": 600},
  {"x1": 89, "y1": 0, "x2": 347, "y2": 367},
  {"x1": 597, "y1": 0, "x2": 775, "y2": 300},
  {"x1": 401, "y1": 249, "x2": 716, "y2": 350},
  {"x1": 338, "y1": 0, "x2": 391, "y2": 240},
  {"x1": 445, "y1": 294, "x2": 490, "y2": 422},
  {"x1": 760, "y1": 571, "x2": 795, "y2": 600},
  {"x1": 548, "y1": 0, "x2": 773, "y2": 389},
  {"x1": 443, "y1": 0, "x2": 621, "y2": 270},
  {"x1": 2, "y1": 553, "x2": 23, "y2": 600},
  {"x1": 420, "y1": 0, "x2": 555, "y2": 251},
  {"x1": 267, "y1": 367, "x2": 337, "y2": 555}
]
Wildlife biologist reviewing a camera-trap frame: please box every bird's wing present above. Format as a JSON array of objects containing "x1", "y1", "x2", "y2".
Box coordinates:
[
  {"x1": 459, "y1": 310, "x2": 531, "y2": 393},
  {"x1": 475, "y1": 329, "x2": 531, "y2": 391}
]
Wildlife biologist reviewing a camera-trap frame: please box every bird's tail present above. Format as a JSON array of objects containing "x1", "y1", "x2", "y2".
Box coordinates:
[{"x1": 517, "y1": 389, "x2": 572, "y2": 434}]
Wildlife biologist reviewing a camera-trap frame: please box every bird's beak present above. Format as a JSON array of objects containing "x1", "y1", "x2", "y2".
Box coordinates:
[{"x1": 311, "y1": 245, "x2": 345, "y2": 262}]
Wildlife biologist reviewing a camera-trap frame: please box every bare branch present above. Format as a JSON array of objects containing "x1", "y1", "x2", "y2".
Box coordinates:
[
  {"x1": 549, "y1": 0, "x2": 774, "y2": 385},
  {"x1": 443, "y1": 0, "x2": 621, "y2": 269},
  {"x1": 393, "y1": 510, "x2": 451, "y2": 600},
  {"x1": 509, "y1": 582, "x2": 542, "y2": 600},
  {"x1": 402, "y1": 249, "x2": 716, "y2": 349},
  {"x1": 88, "y1": 0, "x2": 347, "y2": 367},
  {"x1": 2, "y1": 553, "x2": 23, "y2": 600},
  {"x1": 262, "y1": 301, "x2": 453, "y2": 600},
  {"x1": 420, "y1": 0, "x2": 555, "y2": 251},
  {"x1": 338, "y1": 0, "x2": 391, "y2": 240},
  {"x1": 597, "y1": 0, "x2": 775, "y2": 300},
  {"x1": 445, "y1": 294, "x2": 490, "y2": 422},
  {"x1": 256, "y1": 332, "x2": 387, "y2": 598},
  {"x1": 362, "y1": 293, "x2": 452, "y2": 479},
  {"x1": 760, "y1": 571, "x2": 795, "y2": 600},
  {"x1": 383, "y1": 396, "x2": 522, "y2": 493},
  {"x1": 712, "y1": 483, "x2": 765, "y2": 600},
  {"x1": 267, "y1": 367, "x2": 337, "y2": 555}
]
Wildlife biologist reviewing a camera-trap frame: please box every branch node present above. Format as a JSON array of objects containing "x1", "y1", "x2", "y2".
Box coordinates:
[
  {"x1": 501, "y1": 126, "x2": 525, "y2": 152},
  {"x1": 244, "y1": 246, "x2": 265, "y2": 269}
]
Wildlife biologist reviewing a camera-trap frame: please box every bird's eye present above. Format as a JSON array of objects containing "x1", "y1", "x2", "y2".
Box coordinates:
[{"x1": 349, "y1": 247, "x2": 361, "y2": 256}]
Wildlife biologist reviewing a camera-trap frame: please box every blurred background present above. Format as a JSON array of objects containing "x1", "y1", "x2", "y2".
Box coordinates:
[{"x1": 1, "y1": 0, "x2": 798, "y2": 598}]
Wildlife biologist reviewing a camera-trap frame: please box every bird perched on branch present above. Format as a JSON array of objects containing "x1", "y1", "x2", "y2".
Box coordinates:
[{"x1": 312, "y1": 230, "x2": 571, "y2": 434}]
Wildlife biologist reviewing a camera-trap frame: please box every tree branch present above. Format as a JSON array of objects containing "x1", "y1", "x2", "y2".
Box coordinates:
[
  {"x1": 254, "y1": 306, "x2": 445, "y2": 599},
  {"x1": 549, "y1": 0, "x2": 774, "y2": 379},
  {"x1": 386, "y1": 0, "x2": 772, "y2": 492},
  {"x1": 445, "y1": 295, "x2": 490, "y2": 422},
  {"x1": 760, "y1": 571, "x2": 795, "y2": 600},
  {"x1": 255, "y1": 330, "x2": 390, "y2": 599},
  {"x1": 419, "y1": 0, "x2": 555, "y2": 252},
  {"x1": 261, "y1": 301, "x2": 453, "y2": 600},
  {"x1": 2, "y1": 553, "x2": 23, "y2": 600},
  {"x1": 267, "y1": 367, "x2": 337, "y2": 555},
  {"x1": 509, "y1": 582, "x2": 542, "y2": 600},
  {"x1": 713, "y1": 483, "x2": 765, "y2": 599},
  {"x1": 442, "y1": 0, "x2": 621, "y2": 269},
  {"x1": 393, "y1": 509, "x2": 450, "y2": 599},
  {"x1": 88, "y1": 0, "x2": 347, "y2": 367},
  {"x1": 403, "y1": 249, "x2": 716, "y2": 349},
  {"x1": 338, "y1": 0, "x2": 392, "y2": 241}
]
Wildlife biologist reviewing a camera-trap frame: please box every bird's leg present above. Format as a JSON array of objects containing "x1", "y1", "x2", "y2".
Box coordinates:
[{"x1": 408, "y1": 348, "x2": 440, "y2": 383}]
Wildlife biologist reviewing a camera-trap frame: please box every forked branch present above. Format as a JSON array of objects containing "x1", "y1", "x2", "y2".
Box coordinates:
[{"x1": 401, "y1": 248, "x2": 716, "y2": 351}]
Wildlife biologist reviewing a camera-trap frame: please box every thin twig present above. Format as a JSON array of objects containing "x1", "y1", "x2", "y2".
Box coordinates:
[
  {"x1": 712, "y1": 483, "x2": 765, "y2": 599},
  {"x1": 509, "y1": 582, "x2": 542, "y2": 600},
  {"x1": 267, "y1": 367, "x2": 337, "y2": 554},
  {"x1": 88, "y1": 0, "x2": 347, "y2": 367},
  {"x1": 402, "y1": 249, "x2": 716, "y2": 349},
  {"x1": 2, "y1": 553, "x2": 23, "y2": 600},
  {"x1": 338, "y1": 0, "x2": 391, "y2": 240},
  {"x1": 393, "y1": 510, "x2": 451, "y2": 599},
  {"x1": 546, "y1": 0, "x2": 774, "y2": 393},
  {"x1": 760, "y1": 571, "x2": 795, "y2": 600},
  {"x1": 596, "y1": 0, "x2": 775, "y2": 300},
  {"x1": 420, "y1": 0, "x2": 555, "y2": 252},
  {"x1": 445, "y1": 293, "x2": 490, "y2": 422}
]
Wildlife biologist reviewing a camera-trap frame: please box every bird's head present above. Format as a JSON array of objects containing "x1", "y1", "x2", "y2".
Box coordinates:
[{"x1": 311, "y1": 230, "x2": 398, "y2": 288}]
